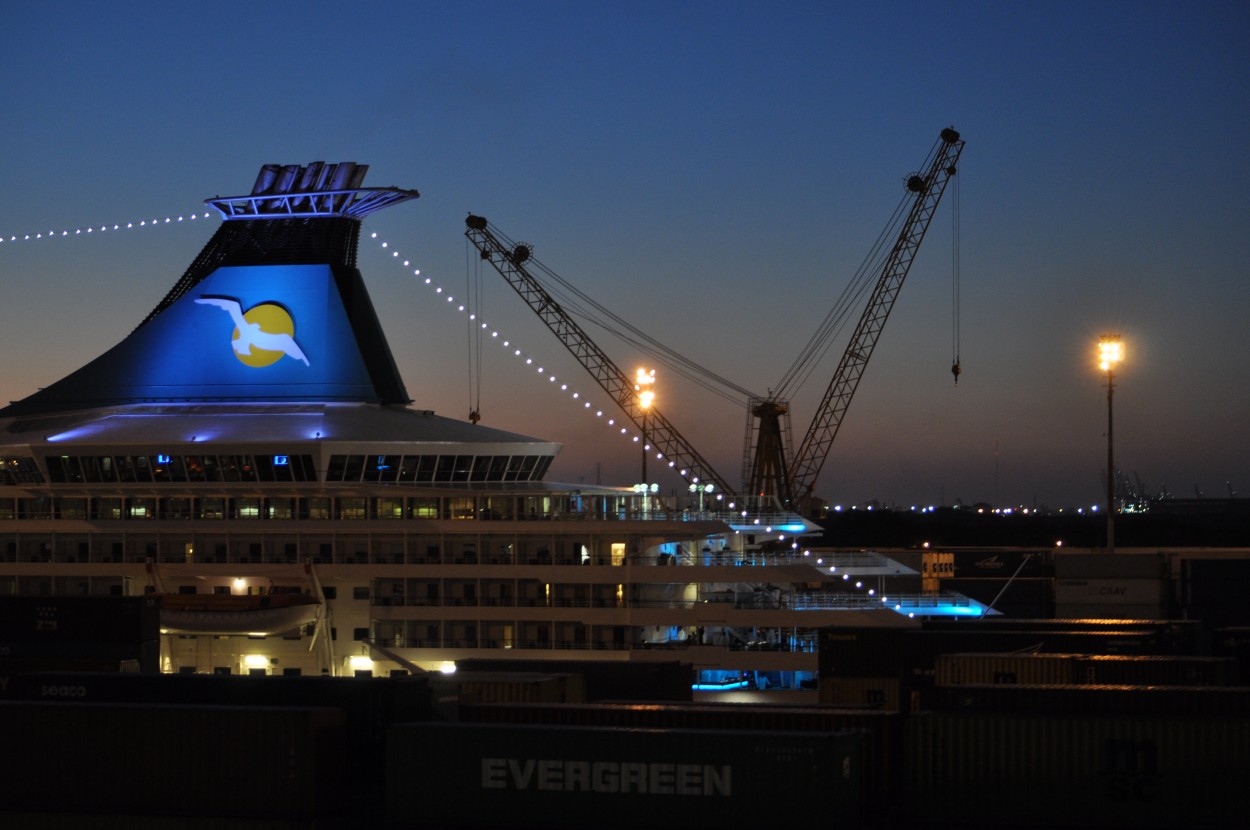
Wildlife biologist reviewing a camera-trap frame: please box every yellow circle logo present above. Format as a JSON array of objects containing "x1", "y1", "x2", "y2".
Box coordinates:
[{"x1": 233, "y1": 303, "x2": 297, "y2": 368}]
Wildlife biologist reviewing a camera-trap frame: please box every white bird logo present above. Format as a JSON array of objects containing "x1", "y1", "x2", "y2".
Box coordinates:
[{"x1": 195, "y1": 296, "x2": 309, "y2": 366}]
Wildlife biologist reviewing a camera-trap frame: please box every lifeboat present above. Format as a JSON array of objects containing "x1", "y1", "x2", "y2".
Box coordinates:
[{"x1": 158, "y1": 590, "x2": 321, "y2": 636}]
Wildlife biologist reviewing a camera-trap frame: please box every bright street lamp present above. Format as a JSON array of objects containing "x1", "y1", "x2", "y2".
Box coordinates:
[
  {"x1": 1098, "y1": 334, "x2": 1124, "y2": 553},
  {"x1": 635, "y1": 368, "x2": 655, "y2": 483}
]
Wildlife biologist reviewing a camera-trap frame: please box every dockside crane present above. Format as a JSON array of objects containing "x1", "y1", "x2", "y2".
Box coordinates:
[
  {"x1": 465, "y1": 126, "x2": 963, "y2": 514},
  {"x1": 464, "y1": 215, "x2": 738, "y2": 499},
  {"x1": 750, "y1": 127, "x2": 964, "y2": 511}
]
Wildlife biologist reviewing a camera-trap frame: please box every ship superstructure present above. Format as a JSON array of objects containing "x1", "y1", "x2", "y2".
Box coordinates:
[{"x1": 0, "y1": 162, "x2": 946, "y2": 691}]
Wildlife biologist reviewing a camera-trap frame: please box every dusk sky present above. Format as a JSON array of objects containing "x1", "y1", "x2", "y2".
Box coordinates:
[{"x1": 2, "y1": 1, "x2": 1247, "y2": 510}]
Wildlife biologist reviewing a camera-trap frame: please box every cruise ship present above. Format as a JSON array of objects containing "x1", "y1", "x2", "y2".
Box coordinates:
[{"x1": 0, "y1": 161, "x2": 971, "y2": 692}]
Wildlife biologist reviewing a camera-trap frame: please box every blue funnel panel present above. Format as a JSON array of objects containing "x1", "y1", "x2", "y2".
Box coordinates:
[
  {"x1": 3, "y1": 263, "x2": 383, "y2": 413},
  {"x1": 128, "y1": 264, "x2": 376, "y2": 400}
]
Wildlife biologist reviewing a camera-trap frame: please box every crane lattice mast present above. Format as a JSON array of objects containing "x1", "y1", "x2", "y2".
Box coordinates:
[
  {"x1": 785, "y1": 127, "x2": 964, "y2": 508},
  {"x1": 464, "y1": 215, "x2": 738, "y2": 498}
]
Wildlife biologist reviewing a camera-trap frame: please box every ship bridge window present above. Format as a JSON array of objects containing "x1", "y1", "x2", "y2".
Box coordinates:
[
  {"x1": 162, "y1": 498, "x2": 193, "y2": 520},
  {"x1": 479, "y1": 496, "x2": 513, "y2": 520},
  {"x1": 233, "y1": 498, "x2": 261, "y2": 519},
  {"x1": 470, "y1": 456, "x2": 495, "y2": 482},
  {"x1": 432, "y1": 456, "x2": 457, "y2": 483},
  {"x1": 446, "y1": 497, "x2": 475, "y2": 520},
  {"x1": 305, "y1": 497, "x2": 332, "y2": 520},
  {"x1": 396, "y1": 456, "x2": 419, "y2": 482},
  {"x1": 126, "y1": 498, "x2": 156, "y2": 519},
  {"x1": 2, "y1": 456, "x2": 45, "y2": 485},
  {"x1": 149, "y1": 455, "x2": 172, "y2": 483},
  {"x1": 79, "y1": 456, "x2": 117, "y2": 483},
  {"x1": 487, "y1": 456, "x2": 510, "y2": 481},
  {"x1": 366, "y1": 455, "x2": 402, "y2": 483},
  {"x1": 411, "y1": 498, "x2": 438, "y2": 519},
  {"x1": 343, "y1": 455, "x2": 365, "y2": 482},
  {"x1": 266, "y1": 498, "x2": 295, "y2": 520},
  {"x1": 219, "y1": 456, "x2": 242, "y2": 482},
  {"x1": 375, "y1": 497, "x2": 404, "y2": 519},
  {"x1": 326, "y1": 454, "x2": 369, "y2": 482},
  {"x1": 17, "y1": 497, "x2": 53, "y2": 520},
  {"x1": 45, "y1": 456, "x2": 84, "y2": 484},
  {"x1": 184, "y1": 456, "x2": 206, "y2": 482},
  {"x1": 92, "y1": 498, "x2": 124, "y2": 520},
  {"x1": 254, "y1": 455, "x2": 279, "y2": 482},
  {"x1": 197, "y1": 497, "x2": 225, "y2": 520},
  {"x1": 337, "y1": 498, "x2": 367, "y2": 520},
  {"x1": 413, "y1": 455, "x2": 437, "y2": 482},
  {"x1": 113, "y1": 456, "x2": 150, "y2": 483},
  {"x1": 504, "y1": 456, "x2": 528, "y2": 482},
  {"x1": 200, "y1": 456, "x2": 222, "y2": 482}
]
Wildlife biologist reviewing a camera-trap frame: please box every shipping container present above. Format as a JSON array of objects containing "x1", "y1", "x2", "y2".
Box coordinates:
[
  {"x1": 457, "y1": 699, "x2": 893, "y2": 730},
  {"x1": 930, "y1": 683, "x2": 1250, "y2": 717},
  {"x1": 0, "y1": 671, "x2": 429, "y2": 805},
  {"x1": 1184, "y1": 560, "x2": 1250, "y2": 627},
  {"x1": 427, "y1": 671, "x2": 585, "y2": 706},
  {"x1": 455, "y1": 700, "x2": 900, "y2": 808},
  {"x1": 0, "y1": 813, "x2": 342, "y2": 829},
  {"x1": 819, "y1": 675, "x2": 903, "y2": 710},
  {"x1": 924, "y1": 618, "x2": 1200, "y2": 636},
  {"x1": 1056, "y1": 552, "x2": 1167, "y2": 579},
  {"x1": 0, "y1": 596, "x2": 160, "y2": 645},
  {"x1": 1073, "y1": 655, "x2": 1237, "y2": 686},
  {"x1": 819, "y1": 625, "x2": 1189, "y2": 680},
  {"x1": 1054, "y1": 603, "x2": 1170, "y2": 621},
  {"x1": 933, "y1": 653, "x2": 1237, "y2": 688},
  {"x1": 904, "y1": 711, "x2": 1249, "y2": 827},
  {"x1": 1211, "y1": 627, "x2": 1250, "y2": 683},
  {"x1": 951, "y1": 549, "x2": 1055, "y2": 579},
  {"x1": 0, "y1": 702, "x2": 346, "y2": 821},
  {"x1": 934, "y1": 652, "x2": 1078, "y2": 686},
  {"x1": 1055, "y1": 578, "x2": 1167, "y2": 606},
  {"x1": 454, "y1": 659, "x2": 692, "y2": 702},
  {"x1": 386, "y1": 722, "x2": 864, "y2": 829}
]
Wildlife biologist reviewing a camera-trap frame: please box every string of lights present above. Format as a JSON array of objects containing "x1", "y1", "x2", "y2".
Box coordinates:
[
  {"x1": 365, "y1": 232, "x2": 663, "y2": 461},
  {"x1": 0, "y1": 212, "x2": 212, "y2": 243}
]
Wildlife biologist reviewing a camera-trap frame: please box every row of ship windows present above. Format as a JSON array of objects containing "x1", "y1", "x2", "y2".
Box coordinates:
[
  {"x1": 1, "y1": 537, "x2": 619, "y2": 567},
  {"x1": 2, "y1": 454, "x2": 554, "y2": 485},
  {"x1": 0, "y1": 494, "x2": 620, "y2": 522},
  {"x1": 326, "y1": 454, "x2": 552, "y2": 483}
]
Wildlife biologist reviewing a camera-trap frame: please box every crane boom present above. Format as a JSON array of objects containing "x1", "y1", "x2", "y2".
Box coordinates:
[
  {"x1": 787, "y1": 127, "x2": 965, "y2": 505},
  {"x1": 464, "y1": 215, "x2": 738, "y2": 498}
]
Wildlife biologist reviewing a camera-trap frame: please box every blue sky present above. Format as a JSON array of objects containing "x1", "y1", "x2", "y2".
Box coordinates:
[{"x1": 2, "y1": 1, "x2": 1247, "y2": 508}]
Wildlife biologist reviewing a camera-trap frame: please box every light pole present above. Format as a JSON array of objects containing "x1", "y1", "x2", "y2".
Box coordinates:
[
  {"x1": 689, "y1": 482, "x2": 714, "y2": 515},
  {"x1": 635, "y1": 368, "x2": 655, "y2": 484},
  {"x1": 1098, "y1": 335, "x2": 1124, "y2": 553}
]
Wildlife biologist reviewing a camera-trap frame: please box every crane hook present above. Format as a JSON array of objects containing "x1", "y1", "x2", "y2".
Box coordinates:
[{"x1": 951, "y1": 361, "x2": 961, "y2": 387}]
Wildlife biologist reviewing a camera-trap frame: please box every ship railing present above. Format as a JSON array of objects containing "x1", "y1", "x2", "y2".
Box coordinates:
[{"x1": 377, "y1": 638, "x2": 819, "y2": 653}]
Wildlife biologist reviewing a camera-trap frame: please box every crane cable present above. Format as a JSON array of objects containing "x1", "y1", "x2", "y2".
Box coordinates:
[
  {"x1": 951, "y1": 167, "x2": 962, "y2": 386},
  {"x1": 773, "y1": 187, "x2": 913, "y2": 400},
  {"x1": 476, "y1": 221, "x2": 759, "y2": 407},
  {"x1": 773, "y1": 134, "x2": 949, "y2": 401}
]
